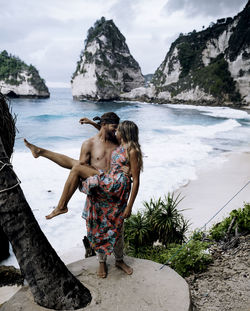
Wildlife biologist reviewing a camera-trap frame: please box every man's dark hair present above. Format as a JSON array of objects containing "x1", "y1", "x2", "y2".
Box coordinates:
[{"x1": 93, "y1": 112, "x2": 120, "y2": 125}]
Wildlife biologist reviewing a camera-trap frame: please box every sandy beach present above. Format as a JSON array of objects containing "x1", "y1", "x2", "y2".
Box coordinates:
[
  {"x1": 177, "y1": 151, "x2": 250, "y2": 232},
  {"x1": 1, "y1": 150, "x2": 250, "y2": 306}
]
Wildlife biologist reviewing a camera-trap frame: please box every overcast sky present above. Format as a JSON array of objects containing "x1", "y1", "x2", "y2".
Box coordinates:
[{"x1": 0, "y1": 0, "x2": 248, "y2": 87}]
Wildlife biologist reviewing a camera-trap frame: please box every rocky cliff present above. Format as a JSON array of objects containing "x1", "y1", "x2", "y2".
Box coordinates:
[
  {"x1": 122, "y1": 2, "x2": 250, "y2": 107},
  {"x1": 0, "y1": 51, "x2": 49, "y2": 98},
  {"x1": 71, "y1": 17, "x2": 144, "y2": 101}
]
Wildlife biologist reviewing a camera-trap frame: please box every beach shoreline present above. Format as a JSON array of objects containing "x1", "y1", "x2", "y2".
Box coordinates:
[{"x1": 176, "y1": 150, "x2": 250, "y2": 232}]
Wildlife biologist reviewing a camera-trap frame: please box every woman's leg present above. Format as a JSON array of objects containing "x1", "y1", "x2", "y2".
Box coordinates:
[
  {"x1": 24, "y1": 139, "x2": 78, "y2": 169},
  {"x1": 46, "y1": 164, "x2": 99, "y2": 219}
]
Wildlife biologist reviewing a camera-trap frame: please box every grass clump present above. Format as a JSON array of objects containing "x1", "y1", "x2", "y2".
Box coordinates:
[{"x1": 124, "y1": 193, "x2": 213, "y2": 277}]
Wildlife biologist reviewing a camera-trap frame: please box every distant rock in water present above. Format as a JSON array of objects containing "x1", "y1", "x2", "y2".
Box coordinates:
[
  {"x1": 122, "y1": 2, "x2": 250, "y2": 107},
  {"x1": 0, "y1": 50, "x2": 49, "y2": 98},
  {"x1": 71, "y1": 17, "x2": 144, "y2": 101}
]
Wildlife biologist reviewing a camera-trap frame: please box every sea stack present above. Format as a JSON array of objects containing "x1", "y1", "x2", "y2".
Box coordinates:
[
  {"x1": 71, "y1": 17, "x2": 144, "y2": 101},
  {"x1": 0, "y1": 50, "x2": 50, "y2": 98},
  {"x1": 122, "y1": 1, "x2": 250, "y2": 107}
]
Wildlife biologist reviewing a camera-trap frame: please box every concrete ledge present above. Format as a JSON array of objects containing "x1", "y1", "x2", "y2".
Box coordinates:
[{"x1": 0, "y1": 256, "x2": 191, "y2": 311}]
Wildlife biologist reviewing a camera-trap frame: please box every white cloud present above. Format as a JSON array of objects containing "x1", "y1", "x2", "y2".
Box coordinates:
[{"x1": 0, "y1": 0, "x2": 248, "y2": 84}]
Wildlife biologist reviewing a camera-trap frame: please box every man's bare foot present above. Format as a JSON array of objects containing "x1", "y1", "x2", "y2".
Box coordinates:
[
  {"x1": 97, "y1": 262, "x2": 107, "y2": 278},
  {"x1": 115, "y1": 260, "x2": 133, "y2": 275},
  {"x1": 24, "y1": 139, "x2": 41, "y2": 158},
  {"x1": 45, "y1": 207, "x2": 68, "y2": 220}
]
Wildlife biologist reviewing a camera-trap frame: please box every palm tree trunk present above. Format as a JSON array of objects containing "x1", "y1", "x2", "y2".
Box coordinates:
[{"x1": 0, "y1": 138, "x2": 91, "y2": 310}]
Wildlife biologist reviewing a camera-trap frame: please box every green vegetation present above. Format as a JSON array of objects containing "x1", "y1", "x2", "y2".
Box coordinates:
[
  {"x1": 85, "y1": 17, "x2": 126, "y2": 52},
  {"x1": 209, "y1": 203, "x2": 250, "y2": 241},
  {"x1": 125, "y1": 194, "x2": 249, "y2": 277},
  {"x1": 96, "y1": 72, "x2": 116, "y2": 89},
  {"x1": 152, "y1": 10, "x2": 247, "y2": 105},
  {"x1": 0, "y1": 50, "x2": 48, "y2": 92},
  {"x1": 227, "y1": 3, "x2": 250, "y2": 61},
  {"x1": 0, "y1": 50, "x2": 27, "y2": 86},
  {"x1": 178, "y1": 42, "x2": 198, "y2": 78},
  {"x1": 124, "y1": 193, "x2": 213, "y2": 277},
  {"x1": 27, "y1": 65, "x2": 48, "y2": 92},
  {"x1": 193, "y1": 54, "x2": 241, "y2": 103}
]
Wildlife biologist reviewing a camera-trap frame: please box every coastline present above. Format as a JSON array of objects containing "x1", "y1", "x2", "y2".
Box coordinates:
[{"x1": 176, "y1": 150, "x2": 250, "y2": 232}]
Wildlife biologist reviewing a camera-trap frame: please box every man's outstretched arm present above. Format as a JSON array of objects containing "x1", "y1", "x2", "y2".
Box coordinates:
[{"x1": 79, "y1": 117, "x2": 101, "y2": 131}]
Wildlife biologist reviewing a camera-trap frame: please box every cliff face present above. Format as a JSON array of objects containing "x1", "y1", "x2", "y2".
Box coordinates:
[
  {"x1": 0, "y1": 51, "x2": 49, "y2": 98},
  {"x1": 71, "y1": 17, "x2": 144, "y2": 101},
  {"x1": 122, "y1": 2, "x2": 250, "y2": 107}
]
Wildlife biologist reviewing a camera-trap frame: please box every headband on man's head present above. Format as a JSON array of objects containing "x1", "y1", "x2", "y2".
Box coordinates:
[{"x1": 93, "y1": 115, "x2": 119, "y2": 125}]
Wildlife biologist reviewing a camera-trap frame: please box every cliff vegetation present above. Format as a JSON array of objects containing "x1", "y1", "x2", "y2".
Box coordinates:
[{"x1": 0, "y1": 50, "x2": 49, "y2": 93}]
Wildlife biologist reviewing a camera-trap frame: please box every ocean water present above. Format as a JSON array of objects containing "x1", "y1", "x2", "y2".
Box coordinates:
[{"x1": 2, "y1": 88, "x2": 250, "y2": 267}]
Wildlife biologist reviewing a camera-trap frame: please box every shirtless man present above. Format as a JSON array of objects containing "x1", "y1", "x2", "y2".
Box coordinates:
[{"x1": 24, "y1": 112, "x2": 133, "y2": 278}]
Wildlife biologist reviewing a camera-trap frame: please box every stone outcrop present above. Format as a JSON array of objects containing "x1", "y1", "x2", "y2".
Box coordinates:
[
  {"x1": 122, "y1": 2, "x2": 250, "y2": 107},
  {"x1": 71, "y1": 17, "x2": 144, "y2": 101},
  {"x1": 1, "y1": 256, "x2": 192, "y2": 311},
  {"x1": 0, "y1": 51, "x2": 49, "y2": 98}
]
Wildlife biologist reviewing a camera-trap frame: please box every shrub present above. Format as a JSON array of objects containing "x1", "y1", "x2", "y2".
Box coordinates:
[
  {"x1": 209, "y1": 203, "x2": 250, "y2": 241},
  {"x1": 146, "y1": 194, "x2": 189, "y2": 246},
  {"x1": 125, "y1": 241, "x2": 212, "y2": 277}
]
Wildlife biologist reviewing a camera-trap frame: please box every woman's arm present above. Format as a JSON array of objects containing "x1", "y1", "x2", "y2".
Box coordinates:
[
  {"x1": 123, "y1": 149, "x2": 140, "y2": 219},
  {"x1": 79, "y1": 117, "x2": 101, "y2": 131}
]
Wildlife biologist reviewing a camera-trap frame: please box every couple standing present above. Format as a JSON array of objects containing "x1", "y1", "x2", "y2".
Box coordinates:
[{"x1": 24, "y1": 112, "x2": 143, "y2": 278}]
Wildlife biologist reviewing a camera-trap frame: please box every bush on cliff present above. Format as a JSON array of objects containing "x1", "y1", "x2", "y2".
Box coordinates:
[
  {"x1": 124, "y1": 193, "x2": 212, "y2": 277},
  {"x1": 209, "y1": 203, "x2": 250, "y2": 241}
]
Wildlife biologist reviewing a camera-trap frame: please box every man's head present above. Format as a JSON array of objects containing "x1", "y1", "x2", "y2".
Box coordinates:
[{"x1": 93, "y1": 112, "x2": 120, "y2": 141}]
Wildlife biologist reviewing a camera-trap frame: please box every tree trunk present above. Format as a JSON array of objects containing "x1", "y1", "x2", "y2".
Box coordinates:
[
  {"x1": 0, "y1": 138, "x2": 91, "y2": 310},
  {"x1": 0, "y1": 224, "x2": 9, "y2": 261}
]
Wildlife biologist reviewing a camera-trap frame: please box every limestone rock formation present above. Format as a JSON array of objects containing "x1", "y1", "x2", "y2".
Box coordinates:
[
  {"x1": 0, "y1": 51, "x2": 49, "y2": 98},
  {"x1": 71, "y1": 17, "x2": 144, "y2": 101},
  {"x1": 122, "y1": 2, "x2": 250, "y2": 107}
]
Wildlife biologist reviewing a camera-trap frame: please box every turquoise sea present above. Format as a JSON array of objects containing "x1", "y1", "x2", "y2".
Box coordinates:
[{"x1": 3, "y1": 87, "x2": 250, "y2": 266}]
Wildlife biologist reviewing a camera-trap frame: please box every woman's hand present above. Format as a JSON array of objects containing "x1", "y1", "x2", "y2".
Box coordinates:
[{"x1": 123, "y1": 207, "x2": 132, "y2": 219}]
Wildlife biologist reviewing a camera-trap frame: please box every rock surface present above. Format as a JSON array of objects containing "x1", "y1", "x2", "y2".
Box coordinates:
[
  {"x1": 0, "y1": 50, "x2": 49, "y2": 98},
  {"x1": 71, "y1": 17, "x2": 144, "y2": 101},
  {"x1": 186, "y1": 234, "x2": 250, "y2": 311},
  {"x1": 0, "y1": 266, "x2": 24, "y2": 287},
  {"x1": 0, "y1": 256, "x2": 191, "y2": 311},
  {"x1": 122, "y1": 2, "x2": 250, "y2": 107}
]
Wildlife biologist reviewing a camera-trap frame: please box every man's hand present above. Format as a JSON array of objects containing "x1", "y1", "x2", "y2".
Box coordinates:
[
  {"x1": 79, "y1": 117, "x2": 92, "y2": 125},
  {"x1": 121, "y1": 165, "x2": 131, "y2": 177},
  {"x1": 123, "y1": 207, "x2": 132, "y2": 219}
]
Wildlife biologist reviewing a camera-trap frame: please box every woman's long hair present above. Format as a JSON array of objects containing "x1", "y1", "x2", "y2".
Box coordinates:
[{"x1": 118, "y1": 120, "x2": 143, "y2": 171}]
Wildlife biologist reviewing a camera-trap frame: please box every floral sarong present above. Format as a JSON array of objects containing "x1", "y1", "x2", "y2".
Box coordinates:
[{"x1": 80, "y1": 146, "x2": 131, "y2": 255}]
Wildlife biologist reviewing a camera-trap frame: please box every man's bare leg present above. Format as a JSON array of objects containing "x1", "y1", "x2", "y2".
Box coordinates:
[
  {"x1": 97, "y1": 262, "x2": 107, "y2": 278},
  {"x1": 115, "y1": 260, "x2": 133, "y2": 275},
  {"x1": 24, "y1": 139, "x2": 77, "y2": 169},
  {"x1": 46, "y1": 164, "x2": 99, "y2": 219}
]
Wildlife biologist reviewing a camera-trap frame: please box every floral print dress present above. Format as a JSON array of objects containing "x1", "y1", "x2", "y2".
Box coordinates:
[{"x1": 80, "y1": 146, "x2": 131, "y2": 255}]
